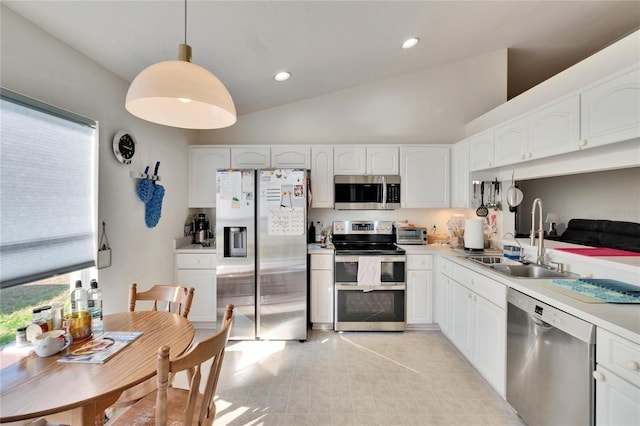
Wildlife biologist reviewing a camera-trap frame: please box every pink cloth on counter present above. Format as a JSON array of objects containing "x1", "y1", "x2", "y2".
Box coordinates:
[
  {"x1": 555, "y1": 247, "x2": 640, "y2": 257},
  {"x1": 357, "y1": 256, "x2": 381, "y2": 288}
]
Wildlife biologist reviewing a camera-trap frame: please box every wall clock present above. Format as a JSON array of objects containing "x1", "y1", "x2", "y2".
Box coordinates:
[{"x1": 112, "y1": 130, "x2": 136, "y2": 164}]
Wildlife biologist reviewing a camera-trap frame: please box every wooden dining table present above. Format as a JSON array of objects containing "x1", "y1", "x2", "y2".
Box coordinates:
[{"x1": 0, "y1": 310, "x2": 194, "y2": 425}]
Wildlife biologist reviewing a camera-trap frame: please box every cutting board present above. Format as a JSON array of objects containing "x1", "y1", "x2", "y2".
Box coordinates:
[{"x1": 555, "y1": 247, "x2": 640, "y2": 257}]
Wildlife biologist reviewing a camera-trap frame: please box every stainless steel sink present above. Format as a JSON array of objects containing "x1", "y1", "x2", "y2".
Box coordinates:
[
  {"x1": 466, "y1": 255, "x2": 507, "y2": 265},
  {"x1": 490, "y1": 263, "x2": 575, "y2": 279}
]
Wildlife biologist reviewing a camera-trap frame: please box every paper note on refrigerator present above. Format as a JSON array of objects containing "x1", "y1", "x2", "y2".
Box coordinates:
[{"x1": 268, "y1": 207, "x2": 305, "y2": 235}]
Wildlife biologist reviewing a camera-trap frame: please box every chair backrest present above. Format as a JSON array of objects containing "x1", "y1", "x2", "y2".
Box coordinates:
[
  {"x1": 156, "y1": 304, "x2": 234, "y2": 426},
  {"x1": 129, "y1": 283, "x2": 195, "y2": 319}
]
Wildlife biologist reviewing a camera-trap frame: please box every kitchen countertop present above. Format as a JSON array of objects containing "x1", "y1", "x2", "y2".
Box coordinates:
[
  {"x1": 307, "y1": 243, "x2": 335, "y2": 254},
  {"x1": 421, "y1": 242, "x2": 640, "y2": 344},
  {"x1": 173, "y1": 237, "x2": 216, "y2": 253},
  {"x1": 443, "y1": 251, "x2": 640, "y2": 344},
  {"x1": 315, "y1": 241, "x2": 639, "y2": 343}
]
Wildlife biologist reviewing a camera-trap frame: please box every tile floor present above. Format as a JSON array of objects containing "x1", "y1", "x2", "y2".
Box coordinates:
[{"x1": 174, "y1": 329, "x2": 525, "y2": 426}]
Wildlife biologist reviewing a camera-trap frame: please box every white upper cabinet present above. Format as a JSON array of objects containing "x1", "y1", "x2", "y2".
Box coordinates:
[
  {"x1": 528, "y1": 94, "x2": 580, "y2": 159},
  {"x1": 188, "y1": 146, "x2": 231, "y2": 208},
  {"x1": 334, "y1": 146, "x2": 399, "y2": 175},
  {"x1": 271, "y1": 145, "x2": 311, "y2": 169},
  {"x1": 334, "y1": 147, "x2": 366, "y2": 174},
  {"x1": 493, "y1": 117, "x2": 528, "y2": 167},
  {"x1": 581, "y1": 66, "x2": 640, "y2": 149},
  {"x1": 468, "y1": 131, "x2": 494, "y2": 171},
  {"x1": 310, "y1": 146, "x2": 334, "y2": 208},
  {"x1": 367, "y1": 146, "x2": 399, "y2": 174},
  {"x1": 231, "y1": 147, "x2": 271, "y2": 169},
  {"x1": 400, "y1": 146, "x2": 450, "y2": 208},
  {"x1": 493, "y1": 95, "x2": 580, "y2": 168},
  {"x1": 467, "y1": 65, "x2": 638, "y2": 172},
  {"x1": 450, "y1": 139, "x2": 470, "y2": 209}
]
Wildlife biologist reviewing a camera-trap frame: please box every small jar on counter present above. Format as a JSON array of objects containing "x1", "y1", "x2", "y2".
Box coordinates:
[
  {"x1": 15, "y1": 326, "x2": 28, "y2": 347},
  {"x1": 41, "y1": 305, "x2": 53, "y2": 331},
  {"x1": 32, "y1": 307, "x2": 49, "y2": 333}
]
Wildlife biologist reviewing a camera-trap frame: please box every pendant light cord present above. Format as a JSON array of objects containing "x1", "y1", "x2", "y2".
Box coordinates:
[{"x1": 184, "y1": 0, "x2": 187, "y2": 44}]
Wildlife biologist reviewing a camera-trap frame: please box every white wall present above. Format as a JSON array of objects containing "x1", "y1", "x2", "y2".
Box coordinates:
[
  {"x1": 198, "y1": 50, "x2": 508, "y2": 146},
  {"x1": 1, "y1": 6, "x2": 195, "y2": 313},
  {"x1": 467, "y1": 30, "x2": 640, "y2": 135}
]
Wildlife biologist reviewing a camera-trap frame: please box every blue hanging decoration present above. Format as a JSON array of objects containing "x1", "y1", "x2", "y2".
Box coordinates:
[
  {"x1": 136, "y1": 165, "x2": 154, "y2": 203},
  {"x1": 145, "y1": 162, "x2": 164, "y2": 228}
]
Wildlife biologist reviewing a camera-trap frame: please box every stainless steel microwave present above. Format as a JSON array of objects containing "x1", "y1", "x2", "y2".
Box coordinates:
[{"x1": 334, "y1": 175, "x2": 400, "y2": 210}]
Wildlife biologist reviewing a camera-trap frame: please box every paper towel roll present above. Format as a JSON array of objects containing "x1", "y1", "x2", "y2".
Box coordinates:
[{"x1": 464, "y1": 219, "x2": 484, "y2": 250}]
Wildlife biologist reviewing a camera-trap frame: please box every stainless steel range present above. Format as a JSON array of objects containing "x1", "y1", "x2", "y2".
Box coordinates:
[{"x1": 332, "y1": 220, "x2": 406, "y2": 331}]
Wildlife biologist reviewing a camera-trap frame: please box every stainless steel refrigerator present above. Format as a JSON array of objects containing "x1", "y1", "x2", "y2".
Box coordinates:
[{"x1": 216, "y1": 169, "x2": 308, "y2": 341}]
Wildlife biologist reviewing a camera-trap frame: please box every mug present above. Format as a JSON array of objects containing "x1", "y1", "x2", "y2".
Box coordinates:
[
  {"x1": 34, "y1": 330, "x2": 71, "y2": 357},
  {"x1": 64, "y1": 311, "x2": 92, "y2": 342}
]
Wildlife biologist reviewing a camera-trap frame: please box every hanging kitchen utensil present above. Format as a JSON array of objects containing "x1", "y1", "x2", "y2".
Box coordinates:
[
  {"x1": 472, "y1": 181, "x2": 480, "y2": 208},
  {"x1": 506, "y1": 170, "x2": 524, "y2": 212},
  {"x1": 476, "y1": 182, "x2": 489, "y2": 217},
  {"x1": 136, "y1": 165, "x2": 154, "y2": 203},
  {"x1": 145, "y1": 162, "x2": 165, "y2": 228},
  {"x1": 97, "y1": 221, "x2": 111, "y2": 269}
]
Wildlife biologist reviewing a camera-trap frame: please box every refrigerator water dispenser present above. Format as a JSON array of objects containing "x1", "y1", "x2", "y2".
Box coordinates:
[{"x1": 224, "y1": 227, "x2": 247, "y2": 257}]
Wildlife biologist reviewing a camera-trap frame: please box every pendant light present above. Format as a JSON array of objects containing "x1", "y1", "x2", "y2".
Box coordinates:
[{"x1": 125, "y1": 0, "x2": 236, "y2": 129}]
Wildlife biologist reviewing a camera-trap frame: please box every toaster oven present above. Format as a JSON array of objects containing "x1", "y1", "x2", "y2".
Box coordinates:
[{"x1": 395, "y1": 227, "x2": 427, "y2": 245}]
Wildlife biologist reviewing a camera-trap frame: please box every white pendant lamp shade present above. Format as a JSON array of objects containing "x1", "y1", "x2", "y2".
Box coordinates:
[{"x1": 126, "y1": 59, "x2": 236, "y2": 129}]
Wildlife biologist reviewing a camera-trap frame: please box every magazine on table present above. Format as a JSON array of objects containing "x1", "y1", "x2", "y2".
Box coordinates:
[{"x1": 57, "y1": 331, "x2": 143, "y2": 364}]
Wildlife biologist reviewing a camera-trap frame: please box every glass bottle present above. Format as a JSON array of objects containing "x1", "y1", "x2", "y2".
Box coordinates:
[
  {"x1": 71, "y1": 280, "x2": 89, "y2": 313},
  {"x1": 87, "y1": 279, "x2": 103, "y2": 334}
]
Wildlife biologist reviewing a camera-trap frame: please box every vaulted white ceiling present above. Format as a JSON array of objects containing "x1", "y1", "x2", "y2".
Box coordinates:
[{"x1": 4, "y1": 1, "x2": 639, "y2": 116}]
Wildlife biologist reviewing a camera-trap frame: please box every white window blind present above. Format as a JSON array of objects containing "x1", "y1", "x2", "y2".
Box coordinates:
[{"x1": 0, "y1": 88, "x2": 97, "y2": 288}]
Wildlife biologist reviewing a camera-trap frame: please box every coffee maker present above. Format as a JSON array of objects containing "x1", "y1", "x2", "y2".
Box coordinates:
[{"x1": 192, "y1": 213, "x2": 210, "y2": 245}]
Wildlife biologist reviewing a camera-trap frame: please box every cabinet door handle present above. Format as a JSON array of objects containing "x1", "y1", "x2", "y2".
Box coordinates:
[
  {"x1": 624, "y1": 360, "x2": 640, "y2": 371},
  {"x1": 592, "y1": 371, "x2": 605, "y2": 381},
  {"x1": 579, "y1": 139, "x2": 588, "y2": 148}
]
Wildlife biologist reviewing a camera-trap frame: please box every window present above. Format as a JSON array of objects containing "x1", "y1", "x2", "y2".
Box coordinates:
[{"x1": 0, "y1": 88, "x2": 98, "y2": 289}]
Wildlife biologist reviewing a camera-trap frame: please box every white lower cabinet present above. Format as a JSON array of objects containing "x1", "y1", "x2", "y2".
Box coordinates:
[
  {"x1": 448, "y1": 278, "x2": 473, "y2": 358},
  {"x1": 175, "y1": 253, "x2": 217, "y2": 326},
  {"x1": 594, "y1": 328, "x2": 640, "y2": 426},
  {"x1": 471, "y1": 293, "x2": 506, "y2": 394},
  {"x1": 440, "y1": 257, "x2": 506, "y2": 396},
  {"x1": 310, "y1": 252, "x2": 334, "y2": 328},
  {"x1": 406, "y1": 254, "x2": 433, "y2": 326}
]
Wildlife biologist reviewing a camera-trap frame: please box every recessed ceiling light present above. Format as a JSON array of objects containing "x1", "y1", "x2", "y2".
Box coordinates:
[
  {"x1": 274, "y1": 71, "x2": 292, "y2": 82},
  {"x1": 401, "y1": 38, "x2": 420, "y2": 49}
]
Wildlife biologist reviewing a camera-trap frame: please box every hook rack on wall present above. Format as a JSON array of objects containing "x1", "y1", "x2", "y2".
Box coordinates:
[
  {"x1": 130, "y1": 162, "x2": 161, "y2": 181},
  {"x1": 130, "y1": 170, "x2": 161, "y2": 181}
]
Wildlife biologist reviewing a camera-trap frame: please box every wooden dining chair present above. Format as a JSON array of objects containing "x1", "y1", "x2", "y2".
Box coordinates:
[
  {"x1": 128, "y1": 283, "x2": 195, "y2": 318},
  {"x1": 112, "y1": 304, "x2": 234, "y2": 426},
  {"x1": 108, "y1": 283, "x2": 196, "y2": 412}
]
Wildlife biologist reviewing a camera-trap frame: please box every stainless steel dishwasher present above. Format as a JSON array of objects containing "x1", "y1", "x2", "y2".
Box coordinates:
[{"x1": 507, "y1": 288, "x2": 595, "y2": 426}]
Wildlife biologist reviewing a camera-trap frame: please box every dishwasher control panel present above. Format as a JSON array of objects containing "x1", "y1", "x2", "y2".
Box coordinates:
[{"x1": 507, "y1": 288, "x2": 595, "y2": 343}]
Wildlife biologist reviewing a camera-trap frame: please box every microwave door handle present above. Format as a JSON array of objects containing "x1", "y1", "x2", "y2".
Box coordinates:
[{"x1": 382, "y1": 176, "x2": 387, "y2": 208}]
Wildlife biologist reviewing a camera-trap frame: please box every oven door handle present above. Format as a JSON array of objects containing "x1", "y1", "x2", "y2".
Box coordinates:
[
  {"x1": 335, "y1": 255, "x2": 406, "y2": 262},
  {"x1": 336, "y1": 284, "x2": 406, "y2": 291}
]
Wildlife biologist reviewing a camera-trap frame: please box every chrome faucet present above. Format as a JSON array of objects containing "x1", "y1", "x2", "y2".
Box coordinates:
[{"x1": 530, "y1": 198, "x2": 545, "y2": 264}]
